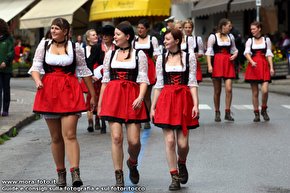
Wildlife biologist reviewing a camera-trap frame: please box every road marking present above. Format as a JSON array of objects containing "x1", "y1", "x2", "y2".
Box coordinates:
[
  {"x1": 199, "y1": 104, "x2": 212, "y2": 110},
  {"x1": 282, "y1": 105, "x2": 290, "y2": 109},
  {"x1": 233, "y1": 105, "x2": 254, "y2": 110}
]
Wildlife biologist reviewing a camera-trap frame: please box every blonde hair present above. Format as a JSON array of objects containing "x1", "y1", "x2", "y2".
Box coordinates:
[{"x1": 85, "y1": 29, "x2": 97, "y2": 44}]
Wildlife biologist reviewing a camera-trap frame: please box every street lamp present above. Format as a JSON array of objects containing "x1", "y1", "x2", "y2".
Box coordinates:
[{"x1": 256, "y1": 0, "x2": 261, "y2": 22}]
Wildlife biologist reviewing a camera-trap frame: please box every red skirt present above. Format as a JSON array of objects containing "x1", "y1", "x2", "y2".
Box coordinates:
[
  {"x1": 99, "y1": 80, "x2": 149, "y2": 123},
  {"x1": 79, "y1": 79, "x2": 88, "y2": 93},
  {"x1": 245, "y1": 53, "x2": 271, "y2": 83},
  {"x1": 33, "y1": 70, "x2": 86, "y2": 114},
  {"x1": 86, "y1": 79, "x2": 102, "y2": 114},
  {"x1": 147, "y1": 56, "x2": 156, "y2": 85},
  {"x1": 153, "y1": 85, "x2": 199, "y2": 135},
  {"x1": 212, "y1": 52, "x2": 236, "y2": 79},
  {"x1": 196, "y1": 60, "x2": 203, "y2": 82}
]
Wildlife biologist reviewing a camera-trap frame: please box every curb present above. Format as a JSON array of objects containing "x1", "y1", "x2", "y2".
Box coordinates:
[{"x1": 0, "y1": 113, "x2": 39, "y2": 139}]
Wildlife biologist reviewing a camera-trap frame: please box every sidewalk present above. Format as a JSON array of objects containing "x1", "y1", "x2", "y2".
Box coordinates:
[{"x1": 0, "y1": 75, "x2": 290, "y2": 141}]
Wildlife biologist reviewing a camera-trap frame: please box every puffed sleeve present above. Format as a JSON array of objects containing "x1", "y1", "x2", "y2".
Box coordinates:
[
  {"x1": 265, "y1": 37, "x2": 274, "y2": 57},
  {"x1": 152, "y1": 36, "x2": 161, "y2": 56},
  {"x1": 197, "y1": 36, "x2": 205, "y2": 55},
  {"x1": 229, "y1": 34, "x2": 238, "y2": 55},
  {"x1": 205, "y1": 34, "x2": 215, "y2": 56},
  {"x1": 136, "y1": 50, "x2": 150, "y2": 84},
  {"x1": 153, "y1": 55, "x2": 164, "y2": 89},
  {"x1": 75, "y1": 46, "x2": 92, "y2": 77},
  {"x1": 187, "y1": 36, "x2": 195, "y2": 54},
  {"x1": 188, "y1": 53, "x2": 198, "y2": 87},
  {"x1": 28, "y1": 39, "x2": 46, "y2": 74},
  {"x1": 101, "y1": 50, "x2": 112, "y2": 83},
  {"x1": 243, "y1": 38, "x2": 252, "y2": 56}
]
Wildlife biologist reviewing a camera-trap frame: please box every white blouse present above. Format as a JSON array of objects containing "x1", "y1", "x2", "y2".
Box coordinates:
[
  {"x1": 133, "y1": 35, "x2": 161, "y2": 56},
  {"x1": 243, "y1": 37, "x2": 273, "y2": 57},
  {"x1": 154, "y1": 51, "x2": 198, "y2": 89},
  {"x1": 101, "y1": 49, "x2": 150, "y2": 84},
  {"x1": 192, "y1": 36, "x2": 205, "y2": 55},
  {"x1": 181, "y1": 36, "x2": 194, "y2": 54},
  {"x1": 28, "y1": 39, "x2": 92, "y2": 77},
  {"x1": 205, "y1": 33, "x2": 238, "y2": 56}
]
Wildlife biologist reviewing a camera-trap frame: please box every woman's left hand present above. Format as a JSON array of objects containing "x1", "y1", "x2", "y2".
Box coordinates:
[
  {"x1": 132, "y1": 97, "x2": 144, "y2": 110},
  {"x1": 270, "y1": 68, "x2": 275, "y2": 76},
  {"x1": 230, "y1": 53, "x2": 238, "y2": 61}
]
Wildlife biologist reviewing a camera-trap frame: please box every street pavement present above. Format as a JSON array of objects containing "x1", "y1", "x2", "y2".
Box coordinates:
[{"x1": 1, "y1": 74, "x2": 290, "y2": 140}]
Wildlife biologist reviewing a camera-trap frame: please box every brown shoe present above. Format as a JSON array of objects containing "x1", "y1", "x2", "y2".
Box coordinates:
[
  {"x1": 225, "y1": 111, "x2": 234, "y2": 121},
  {"x1": 178, "y1": 162, "x2": 188, "y2": 184},
  {"x1": 253, "y1": 111, "x2": 260, "y2": 122},
  {"x1": 261, "y1": 109, "x2": 270, "y2": 121},
  {"x1": 169, "y1": 173, "x2": 181, "y2": 191},
  {"x1": 56, "y1": 169, "x2": 66, "y2": 188},
  {"x1": 127, "y1": 159, "x2": 139, "y2": 184},
  {"x1": 71, "y1": 168, "x2": 83, "y2": 187},
  {"x1": 115, "y1": 170, "x2": 124, "y2": 187},
  {"x1": 215, "y1": 111, "x2": 221, "y2": 122}
]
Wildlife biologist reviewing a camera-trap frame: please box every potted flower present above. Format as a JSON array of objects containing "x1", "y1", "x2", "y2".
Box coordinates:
[{"x1": 272, "y1": 48, "x2": 289, "y2": 78}]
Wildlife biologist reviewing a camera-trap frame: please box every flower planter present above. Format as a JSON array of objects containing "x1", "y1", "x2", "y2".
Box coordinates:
[{"x1": 273, "y1": 60, "x2": 289, "y2": 79}]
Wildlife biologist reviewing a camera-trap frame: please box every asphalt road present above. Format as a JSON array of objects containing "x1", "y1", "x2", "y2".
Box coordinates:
[{"x1": 1, "y1": 84, "x2": 290, "y2": 193}]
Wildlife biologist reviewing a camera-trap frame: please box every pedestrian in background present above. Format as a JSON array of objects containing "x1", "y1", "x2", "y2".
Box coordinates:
[
  {"x1": 150, "y1": 28, "x2": 199, "y2": 191},
  {"x1": 82, "y1": 29, "x2": 99, "y2": 132},
  {"x1": 133, "y1": 18, "x2": 160, "y2": 129},
  {"x1": 206, "y1": 18, "x2": 238, "y2": 122},
  {"x1": 243, "y1": 21, "x2": 274, "y2": 122},
  {"x1": 98, "y1": 21, "x2": 149, "y2": 187},
  {"x1": 88, "y1": 24, "x2": 117, "y2": 134},
  {"x1": 28, "y1": 17, "x2": 96, "y2": 188},
  {"x1": 0, "y1": 18, "x2": 14, "y2": 117},
  {"x1": 183, "y1": 19, "x2": 205, "y2": 83}
]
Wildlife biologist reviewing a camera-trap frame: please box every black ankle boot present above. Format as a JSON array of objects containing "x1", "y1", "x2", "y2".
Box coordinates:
[
  {"x1": 100, "y1": 120, "x2": 106, "y2": 134},
  {"x1": 261, "y1": 109, "x2": 270, "y2": 121},
  {"x1": 169, "y1": 173, "x2": 180, "y2": 191},
  {"x1": 178, "y1": 162, "x2": 188, "y2": 184},
  {"x1": 215, "y1": 111, "x2": 221, "y2": 122},
  {"x1": 253, "y1": 111, "x2": 260, "y2": 122},
  {"x1": 127, "y1": 159, "x2": 139, "y2": 184},
  {"x1": 56, "y1": 169, "x2": 66, "y2": 188},
  {"x1": 95, "y1": 117, "x2": 101, "y2": 130},
  {"x1": 225, "y1": 110, "x2": 234, "y2": 121},
  {"x1": 71, "y1": 168, "x2": 83, "y2": 187},
  {"x1": 115, "y1": 170, "x2": 124, "y2": 187},
  {"x1": 87, "y1": 120, "x2": 94, "y2": 132}
]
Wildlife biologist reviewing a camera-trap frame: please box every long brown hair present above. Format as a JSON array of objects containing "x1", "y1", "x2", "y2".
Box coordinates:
[
  {"x1": 217, "y1": 18, "x2": 231, "y2": 38},
  {"x1": 164, "y1": 28, "x2": 184, "y2": 67}
]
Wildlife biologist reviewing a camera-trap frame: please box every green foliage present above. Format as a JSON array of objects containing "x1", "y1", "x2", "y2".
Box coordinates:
[
  {"x1": 1, "y1": 134, "x2": 10, "y2": 141},
  {"x1": 11, "y1": 128, "x2": 18, "y2": 137},
  {"x1": 0, "y1": 137, "x2": 4, "y2": 145}
]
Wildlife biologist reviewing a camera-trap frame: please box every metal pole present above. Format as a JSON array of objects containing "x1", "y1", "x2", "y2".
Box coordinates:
[{"x1": 256, "y1": 5, "x2": 260, "y2": 21}]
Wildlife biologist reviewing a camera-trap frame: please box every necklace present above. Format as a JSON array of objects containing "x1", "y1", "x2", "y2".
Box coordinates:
[
  {"x1": 52, "y1": 39, "x2": 66, "y2": 46},
  {"x1": 138, "y1": 35, "x2": 147, "y2": 39},
  {"x1": 169, "y1": 50, "x2": 180, "y2": 56},
  {"x1": 254, "y1": 35, "x2": 262, "y2": 39},
  {"x1": 119, "y1": 46, "x2": 130, "y2": 53}
]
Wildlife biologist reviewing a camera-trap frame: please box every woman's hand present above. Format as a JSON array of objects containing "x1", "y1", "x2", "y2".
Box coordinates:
[
  {"x1": 230, "y1": 53, "x2": 238, "y2": 61},
  {"x1": 270, "y1": 68, "x2": 275, "y2": 76},
  {"x1": 132, "y1": 97, "x2": 144, "y2": 110},
  {"x1": 0, "y1": 62, "x2": 6, "y2": 69},
  {"x1": 192, "y1": 106, "x2": 199, "y2": 119},
  {"x1": 90, "y1": 96, "x2": 97, "y2": 112},
  {"x1": 251, "y1": 61, "x2": 257, "y2": 67},
  {"x1": 208, "y1": 65, "x2": 213, "y2": 74},
  {"x1": 35, "y1": 80, "x2": 43, "y2": 90},
  {"x1": 150, "y1": 108, "x2": 155, "y2": 121}
]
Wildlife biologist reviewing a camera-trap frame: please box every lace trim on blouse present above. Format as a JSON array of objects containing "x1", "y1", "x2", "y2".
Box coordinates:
[
  {"x1": 28, "y1": 39, "x2": 92, "y2": 77},
  {"x1": 154, "y1": 51, "x2": 198, "y2": 89},
  {"x1": 102, "y1": 49, "x2": 149, "y2": 84},
  {"x1": 243, "y1": 37, "x2": 273, "y2": 57}
]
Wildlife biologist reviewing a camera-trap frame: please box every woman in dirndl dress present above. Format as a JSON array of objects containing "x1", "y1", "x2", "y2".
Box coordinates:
[
  {"x1": 133, "y1": 18, "x2": 160, "y2": 129},
  {"x1": 28, "y1": 18, "x2": 96, "y2": 188},
  {"x1": 98, "y1": 21, "x2": 149, "y2": 187},
  {"x1": 183, "y1": 19, "x2": 204, "y2": 83},
  {"x1": 150, "y1": 28, "x2": 199, "y2": 191},
  {"x1": 206, "y1": 18, "x2": 238, "y2": 122},
  {"x1": 244, "y1": 21, "x2": 274, "y2": 122}
]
